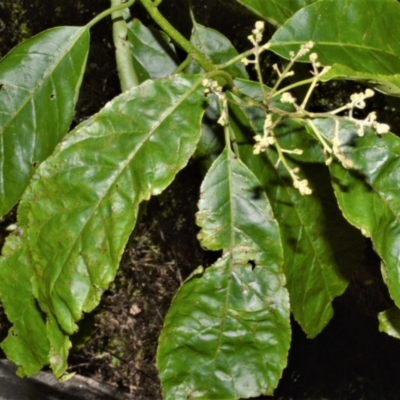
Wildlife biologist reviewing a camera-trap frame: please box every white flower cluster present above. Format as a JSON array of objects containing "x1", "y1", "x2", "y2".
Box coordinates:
[
  {"x1": 201, "y1": 78, "x2": 223, "y2": 95},
  {"x1": 343, "y1": 89, "x2": 390, "y2": 136},
  {"x1": 280, "y1": 92, "x2": 296, "y2": 104},
  {"x1": 201, "y1": 78, "x2": 228, "y2": 126},
  {"x1": 253, "y1": 114, "x2": 275, "y2": 154},
  {"x1": 293, "y1": 180, "x2": 312, "y2": 195},
  {"x1": 241, "y1": 21, "x2": 270, "y2": 66},
  {"x1": 289, "y1": 41, "x2": 314, "y2": 60},
  {"x1": 248, "y1": 21, "x2": 265, "y2": 46},
  {"x1": 349, "y1": 88, "x2": 374, "y2": 109}
]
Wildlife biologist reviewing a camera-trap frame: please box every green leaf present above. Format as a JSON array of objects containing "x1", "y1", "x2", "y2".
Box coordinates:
[
  {"x1": 234, "y1": 0, "x2": 317, "y2": 27},
  {"x1": 228, "y1": 79, "x2": 365, "y2": 337},
  {"x1": 0, "y1": 241, "x2": 50, "y2": 377},
  {"x1": 193, "y1": 94, "x2": 224, "y2": 174},
  {"x1": 157, "y1": 148, "x2": 290, "y2": 399},
  {"x1": 29, "y1": 74, "x2": 205, "y2": 331},
  {"x1": 186, "y1": 22, "x2": 249, "y2": 79},
  {"x1": 127, "y1": 19, "x2": 179, "y2": 83},
  {"x1": 269, "y1": 0, "x2": 400, "y2": 95},
  {"x1": 379, "y1": 307, "x2": 400, "y2": 339},
  {"x1": 326, "y1": 123, "x2": 400, "y2": 311},
  {"x1": 0, "y1": 177, "x2": 70, "y2": 378},
  {"x1": 1, "y1": 75, "x2": 206, "y2": 375},
  {"x1": 0, "y1": 26, "x2": 89, "y2": 217},
  {"x1": 322, "y1": 65, "x2": 400, "y2": 97},
  {"x1": 47, "y1": 316, "x2": 70, "y2": 377}
]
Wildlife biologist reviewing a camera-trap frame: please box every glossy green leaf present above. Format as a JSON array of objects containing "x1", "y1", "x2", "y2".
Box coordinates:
[
  {"x1": 0, "y1": 241, "x2": 50, "y2": 377},
  {"x1": 378, "y1": 307, "x2": 400, "y2": 339},
  {"x1": 28, "y1": 75, "x2": 205, "y2": 333},
  {"x1": 157, "y1": 148, "x2": 290, "y2": 399},
  {"x1": 322, "y1": 65, "x2": 400, "y2": 97},
  {"x1": 229, "y1": 79, "x2": 365, "y2": 337},
  {"x1": 234, "y1": 0, "x2": 317, "y2": 27},
  {"x1": 325, "y1": 123, "x2": 400, "y2": 310},
  {"x1": 47, "y1": 316, "x2": 70, "y2": 377},
  {"x1": 0, "y1": 75, "x2": 205, "y2": 375},
  {"x1": 127, "y1": 19, "x2": 179, "y2": 83},
  {"x1": 186, "y1": 22, "x2": 248, "y2": 79},
  {"x1": 0, "y1": 26, "x2": 89, "y2": 217},
  {"x1": 0, "y1": 186, "x2": 78, "y2": 378},
  {"x1": 269, "y1": 0, "x2": 400, "y2": 95}
]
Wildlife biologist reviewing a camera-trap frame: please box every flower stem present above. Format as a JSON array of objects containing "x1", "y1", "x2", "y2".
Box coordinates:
[
  {"x1": 86, "y1": 0, "x2": 135, "y2": 29},
  {"x1": 139, "y1": 0, "x2": 215, "y2": 72}
]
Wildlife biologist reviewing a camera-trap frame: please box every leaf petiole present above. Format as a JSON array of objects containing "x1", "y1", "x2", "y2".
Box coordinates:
[{"x1": 86, "y1": 0, "x2": 135, "y2": 29}]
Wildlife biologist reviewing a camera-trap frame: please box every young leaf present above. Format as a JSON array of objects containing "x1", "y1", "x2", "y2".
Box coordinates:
[
  {"x1": 127, "y1": 19, "x2": 179, "y2": 83},
  {"x1": 326, "y1": 123, "x2": 400, "y2": 312},
  {"x1": 0, "y1": 26, "x2": 89, "y2": 217},
  {"x1": 229, "y1": 79, "x2": 365, "y2": 337},
  {"x1": 157, "y1": 147, "x2": 290, "y2": 399},
  {"x1": 186, "y1": 22, "x2": 249, "y2": 79},
  {"x1": 1, "y1": 75, "x2": 206, "y2": 375},
  {"x1": 234, "y1": 0, "x2": 316, "y2": 27},
  {"x1": 269, "y1": 0, "x2": 400, "y2": 95}
]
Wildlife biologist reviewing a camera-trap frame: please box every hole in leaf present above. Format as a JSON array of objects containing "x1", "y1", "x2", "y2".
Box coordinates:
[
  {"x1": 248, "y1": 260, "x2": 256, "y2": 270},
  {"x1": 32, "y1": 161, "x2": 38, "y2": 168},
  {"x1": 50, "y1": 93, "x2": 55, "y2": 100}
]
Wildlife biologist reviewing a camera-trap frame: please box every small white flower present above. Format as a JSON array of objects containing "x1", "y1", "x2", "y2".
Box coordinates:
[
  {"x1": 374, "y1": 122, "x2": 390, "y2": 134},
  {"x1": 272, "y1": 63, "x2": 281, "y2": 76},
  {"x1": 292, "y1": 148, "x2": 303, "y2": 155},
  {"x1": 293, "y1": 179, "x2": 312, "y2": 195},
  {"x1": 298, "y1": 41, "x2": 314, "y2": 57},
  {"x1": 263, "y1": 114, "x2": 273, "y2": 133},
  {"x1": 255, "y1": 21, "x2": 265, "y2": 32},
  {"x1": 309, "y1": 53, "x2": 318, "y2": 63},
  {"x1": 217, "y1": 113, "x2": 228, "y2": 126},
  {"x1": 201, "y1": 78, "x2": 211, "y2": 87},
  {"x1": 364, "y1": 88, "x2": 375, "y2": 98},
  {"x1": 280, "y1": 92, "x2": 296, "y2": 104},
  {"x1": 247, "y1": 34, "x2": 256, "y2": 46},
  {"x1": 253, "y1": 133, "x2": 275, "y2": 154},
  {"x1": 350, "y1": 92, "x2": 366, "y2": 109},
  {"x1": 366, "y1": 111, "x2": 377, "y2": 122},
  {"x1": 336, "y1": 153, "x2": 354, "y2": 169}
]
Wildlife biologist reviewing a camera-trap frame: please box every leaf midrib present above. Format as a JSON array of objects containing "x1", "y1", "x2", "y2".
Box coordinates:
[
  {"x1": 32, "y1": 76, "x2": 204, "y2": 331},
  {"x1": 0, "y1": 26, "x2": 88, "y2": 204}
]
